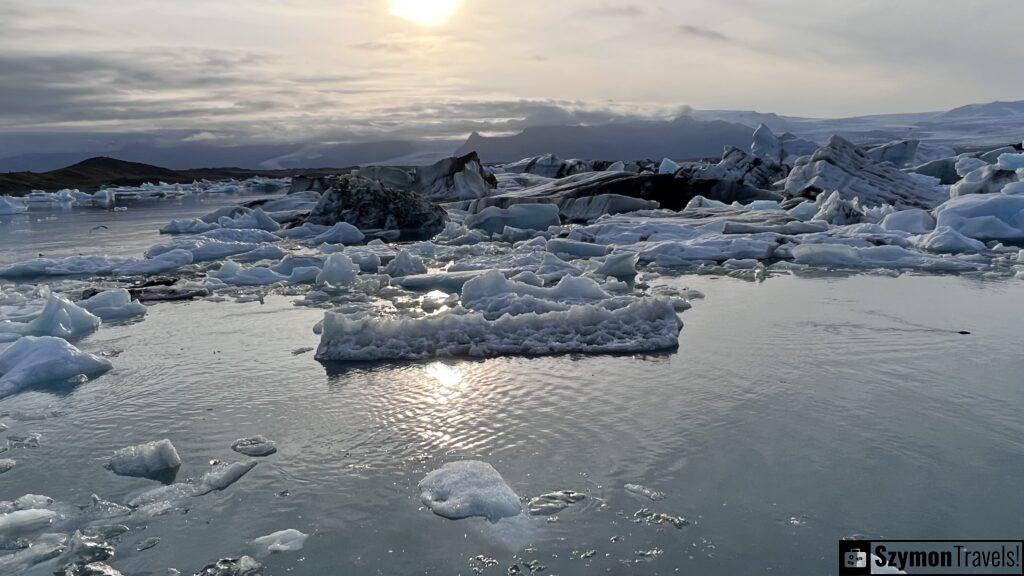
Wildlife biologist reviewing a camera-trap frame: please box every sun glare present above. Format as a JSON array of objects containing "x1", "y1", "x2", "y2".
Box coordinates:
[{"x1": 388, "y1": 0, "x2": 463, "y2": 26}]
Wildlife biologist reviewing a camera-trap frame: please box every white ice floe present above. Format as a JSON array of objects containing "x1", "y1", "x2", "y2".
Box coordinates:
[
  {"x1": 933, "y1": 193, "x2": 1024, "y2": 241},
  {"x1": 316, "y1": 253, "x2": 359, "y2": 287},
  {"x1": 0, "y1": 290, "x2": 100, "y2": 341},
  {"x1": 997, "y1": 153, "x2": 1024, "y2": 171},
  {"x1": 465, "y1": 204, "x2": 561, "y2": 235},
  {"x1": 218, "y1": 208, "x2": 281, "y2": 232},
  {"x1": 383, "y1": 250, "x2": 427, "y2": 278},
  {"x1": 0, "y1": 336, "x2": 112, "y2": 398},
  {"x1": 161, "y1": 218, "x2": 220, "y2": 234},
  {"x1": 116, "y1": 249, "x2": 194, "y2": 276},
  {"x1": 106, "y1": 439, "x2": 182, "y2": 479},
  {"x1": 0, "y1": 255, "x2": 134, "y2": 279},
  {"x1": 546, "y1": 238, "x2": 609, "y2": 259},
  {"x1": 911, "y1": 226, "x2": 987, "y2": 254},
  {"x1": 594, "y1": 252, "x2": 640, "y2": 278},
  {"x1": 461, "y1": 270, "x2": 614, "y2": 319},
  {"x1": 316, "y1": 297, "x2": 681, "y2": 361},
  {"x1": 880, "y1": 209, "x2": 936, "y2": 234},
  {"x1": 129, "y1": 461, "x2": 258, "y2": 507},
  {"x1": 252, "y1": 529, "x2": 308, "y2": 554},
  {"x1": 146, "y1": 237, "x2": 263, "y2": 262},
  {"x1": 791, "y1": 243, "x2": 976, "y2": 271},
  {"x1": 0, "y1": 508, "x2": 57, "y2": 539},
  {"x1": 231, "y1": 436, "x2": 277, "y2": 457},
  {"x1": 210, "y1": 261, "x2": 287, "y2": 286},
  {"x1": 79, "y1": 289, "x2": 147, "y2": 321},
  {"x1": 308, "y1": 222, "x2": 365, "y2": 246},
  {"x1": 231, "y1": 245, "x2": 288, "y2": 263},
  {"x1": 0, "y1": 459, "x2": 13, "y2": 474},
  {"x1": 418, "y1": 461, "x2": 522, "y2": 521}
]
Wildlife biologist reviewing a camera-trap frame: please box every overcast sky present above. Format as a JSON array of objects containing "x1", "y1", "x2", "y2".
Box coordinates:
[{"x1": 2, "y1": 0, "x2": 1022, "y2": 147}]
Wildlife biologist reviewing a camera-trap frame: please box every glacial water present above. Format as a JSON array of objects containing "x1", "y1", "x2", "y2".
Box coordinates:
[{"x1": 2, "y1": 205, "x2": 1024, "y2": 575}]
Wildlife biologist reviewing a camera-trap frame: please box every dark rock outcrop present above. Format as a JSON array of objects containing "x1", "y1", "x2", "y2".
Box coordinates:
[{"x1": 306, "y1": 174, "x2": 448, "y2": 240}]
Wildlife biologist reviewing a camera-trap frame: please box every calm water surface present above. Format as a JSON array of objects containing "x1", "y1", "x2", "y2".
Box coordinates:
[{"x1": 1, "y1": 207, "x2": 1023, "y2": 575}]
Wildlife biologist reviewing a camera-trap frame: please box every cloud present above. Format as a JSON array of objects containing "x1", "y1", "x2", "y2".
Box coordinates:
[{"x1": 676, "y1": 24, "x2": 729, "y2": 42}]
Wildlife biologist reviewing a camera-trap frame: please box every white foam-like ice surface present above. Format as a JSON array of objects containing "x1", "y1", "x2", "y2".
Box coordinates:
[
  {"x1": 253, "y1": 529, "x2": 309, "y2": 554},
  {"x1": 418, "y1": 461, "x2": 522, "y2": 521},
  {"x1": 79, "y1": 289, "x2": 147, "y2": 321},
  {"x1": 107, "y1": 439, "x2": 182, "y2": 478},
  {"x1": 316, "y1": 296, "x2": 681, "y2": 361},
  {"x1": 0, "y1": 336, "x2": 112, "y2": 398},
  {"x1": 0, "y1": 291, "x2": 100, "y2": 340}
]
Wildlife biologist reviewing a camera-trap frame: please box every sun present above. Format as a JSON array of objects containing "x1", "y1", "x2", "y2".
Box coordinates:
[{"x1": 388, "y1": 0, "x2": 463, "y2": 26}]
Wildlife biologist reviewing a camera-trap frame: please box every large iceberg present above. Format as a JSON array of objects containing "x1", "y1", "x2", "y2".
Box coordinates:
[
  {"x1": 418, "y1": 461, "x2": 522, "y2": 521},
  {"x1": 0, "y1": 336, "x2": 112, "y2": 398},
  {"x1": 933, "y1": 193, "x2": 1024, "y2": 241}
]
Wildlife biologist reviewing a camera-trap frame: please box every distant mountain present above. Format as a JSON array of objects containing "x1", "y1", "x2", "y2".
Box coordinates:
[
  {"x1": 0, "y1": 156, "x2": 342, "y2": 195},
  {"x1": 939, "y1": 100, "x2": 1024, "y2": 120},
  {"x1": 455, "y1": 117, "x2": 755, "y2": 163}
]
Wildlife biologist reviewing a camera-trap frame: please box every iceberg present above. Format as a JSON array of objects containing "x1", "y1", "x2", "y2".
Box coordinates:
[
  {"x1": 418, "y1": 461, "x2": 522, "y2": 521},
  {"x1": 79, "y1": 289, "x2": 147, "y2": 321},
  {"x1": 0, "y1": 336, "x2": 112, "y2": 398},
  {"x1": 912, "y1": 226, "x2": 987, "y2": 254},
  {"x1": 210, "y1": 261, "x2": 287, "y2": 286},
  {"x1": 0, "y1": 196, "x2": 28, "y2": 215},
  {"x1": 308, "y1": 222, "x2": 365, "y2": 246},
  {"x1": 658, "y1": 158, "x2": 681, "y2": 175},
  {"x1": 106, "y1": 439, "x2": 182, "y2": 479},
  {"x1": 218, "y1": 208, "x2": 281, "y2": 232},
  {"x1": 316, "y1": 297, "x2": 682, "y2": 361}
]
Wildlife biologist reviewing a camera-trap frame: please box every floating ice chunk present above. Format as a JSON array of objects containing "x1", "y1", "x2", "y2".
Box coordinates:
[
  {"x1": 146, "y1": 238, "x2": 261, "y2": 263},
  {"x1": 0, "y1": 256, "x2": 134, "y2": 279},
  {"x1": 546, "y1": 238, "x2": 609, "y2": 259},
  {"x1": 812, "y1": 191, "x2": 862, "y2": 225},
  {"x1": 106, "y1": 439, "x2": 181, "y2": 479},
  {"x1": 624, "y1": 483, "x2": 666, "y2": 501},
  {"x1": 200, "y1": 228, "x2": 281, "y2": 244},
  {"x1": 252, "y1": 529, "x2": 308, "y2": 554},
  {"x1": 0, "y1": 459, "x2": 13, "y2": 474},
  {"x1": 528, "y1": 491, "x2": 586, "y2": 515},
  {"x1": 218, "y1": 208, "x2": 281, "y2": 232},
  {"x1": 605, "y1": 161, "x2": 626, "y2": 172},
  {"x1": 210, "y1": 261, "x2": 286, "y2": 286},
  {"x1": 788, "y1": 200, "x2": 821, "y2": 222},
  {"x1": 195, "y1": 556, "x2": 263, "y2": 576},
  {"x1": 950, "y1": 164, "x2": 1017, "y2": 197},
  {"x1": 383, "y1": 250, "x2": 427, "y2": 277},
  {"x1": 912, "y1": 226, "x2": 987, "y2": 254},
  {"x1": 231, "y1": 245, "x2": 288, "y2": 263},
  {"x1": 0, "y1": 508, "x2": 57, "y2": 538},
  {"x1": 317, "y1": 297, "x2": 681, "y2": 361},
  {"x1": 792, "y1": 243, "x2": 975, "y2": 271},
  {"x1": 0, "y1": 532, "x2": 67, "y2": 573},
  {"x1": 12, "y1": 495, "x2": 53, "y2": 510},
  {"x1": 79, "y1": 289, "x2": 146, "y2": 321},
  {"x1": 658, "y1": 158, "x2": 680, "y2": 175},
  {"x1": 316, "y1": 253, "x2": 359, "y2": 287},
  {"x1": 741, "y1": 200, "x2": 782, "y2": 211},
  {"x1": 0, "y1": 196, "x2": 28, "y2": 215},
  {"x1": 0, "y1": 291, "x2": 100, "y2": 341},
  {"x1": 594, "y1": 252, "x2": 639, "y2": 278},
  {"x1": 466, "y1": 204, "x2": 561, "y2": 235},
  {"x1": 391, "y1": 270, "x2": 487, "y2": 292},
  {"x1": 309, "y1": 222, "x2": 365, "y2": 246},
  {"x1": 231, "y1": 436, "x2": 277, "y2": 457},
  {"x1": 116, "y1": 249, "x2": 194, "y2": 276},
  {"x1": 996, "y1": 153, "x2": 1024, "y2": 171},
  {"x1": 461, "y1": 270, "x2": 613, "y2": 318},
  {"x1": 933, "y1": 193, "x2": 1024, "y2": 241},
  {"x1": 129, "y1": 461, "x2": 257, "y2": 507},
  {"x1": 161, "y1": 218, "x2": 220, "y2": 234},
  {"x1": 418, "y1": 461, "x2": 521, "y2": 521},
  {"x1": 881, "y1": 209, "x2": 936, "y2": 234},
  {"x1": 1003, "y1": 181, "x2": 1024, "y2": 195},
  {"x1": 685, "y1": 195, "x2": 729, "y2": 209},
  {"x1": 276, "y1": 223, "x2": 330, "y2": 240}
]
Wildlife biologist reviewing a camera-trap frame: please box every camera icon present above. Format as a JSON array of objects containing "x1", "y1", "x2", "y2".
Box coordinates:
[{"x1": 845, "y1": 548, "x2": 868, "y2": 569}]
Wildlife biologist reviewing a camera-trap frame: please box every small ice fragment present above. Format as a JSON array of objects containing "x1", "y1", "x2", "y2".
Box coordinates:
[
  {"x1": 383, "y1": 250, "x2": 427, "y2": 278},
  {"x1": 635, "y1": 548, "x2": 664, "y2": 562},
  {"x1": 0, "y1": 458, "x2": 14, "y2": 474},
  {"x1": 106, "y1": 439, "x2": 182, "y2": 479},
  {"x1": 13, "y1": 494, "x2": 53, "y2": 510},
  {"x1": 91, "y1": 494, "x2": 132, "y2": 518},
  {"x1": 195, "y1": 556, "x2": 263, "y2": 576},
  {"x1": 252, "y1": 529, "x2": 308, "y2": 553},
  {"x1": 528, "y1": 491, "x2": 586, "y2": 515},
  {"x1": 316, "y1": 253, "x2": 359, "y2": 287},
  {"x1": 624, "y1": 483, "x2": 666, "y2": 501},
  {"x1": 231, "y1": 436, "x2": 277, "y2": 457},
  {"x1": 633, "y1": 508, "x2": 688, "y2": 528},
  {"x1": 0, "y1": 508, "x2": 57, "y2": 537},
  {"x1": 418, "y1": 461, "x2": 522, "y2": 521},
  {"x1": 137, "y1": 536, "x2": 160, "y2": 551}
]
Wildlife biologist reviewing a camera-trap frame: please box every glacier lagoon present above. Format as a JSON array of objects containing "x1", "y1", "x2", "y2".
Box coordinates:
[{"x1": 2, "y1": 202, "x2": 1023, "y2": 575}]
